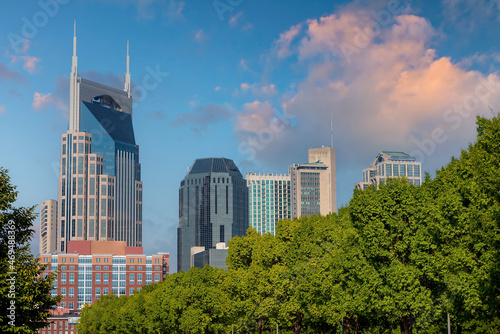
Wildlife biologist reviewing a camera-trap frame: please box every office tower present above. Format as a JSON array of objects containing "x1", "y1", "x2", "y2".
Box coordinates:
[
  {"x1": 40, "y1": 200, "x2": 58, "y2": 254},
  {"x1": 177, "y1": 158, "x2": 249, "y2": 272},
  {"x1": 245, "y1": 173, "x2": 291, "y2": 235},
  {"x1": 55, "y1": 25, "x2": 142, "y2": 253},
  {"x1": 289, "y1": 146, "x2": 337, "y2": 218},
  {"x1": 354, "y1": 151, "x2": 422, "y2": 190}
]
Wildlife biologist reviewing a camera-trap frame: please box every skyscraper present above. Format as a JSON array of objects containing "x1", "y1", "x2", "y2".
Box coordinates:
[
  {"x1": 289, "y1": 146, "x2": 337, "y2": 218},
  {"x1": 177, "y1": 158, "x2": 249, "y2": 272},
  {"x1": 40, "y1": 200, "x2": 58, "y2": 254},
  {"x1": 246, "y1": 173, "x2": 291, "y2": 235},
  {"x1": 354, "y1": 151, "x2": 422, "y2": 190},
  {"x1": 52, "y1": 24, "x2": 142, "y2": 253}
]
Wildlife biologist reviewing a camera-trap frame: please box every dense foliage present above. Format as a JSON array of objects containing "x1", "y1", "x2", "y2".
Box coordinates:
[
  {"x1": 0, "y1": 167, "x2": 61, "y2": 333},
  {"x1": 78, "y1": 115, "x2": 500, "y2": 333}
]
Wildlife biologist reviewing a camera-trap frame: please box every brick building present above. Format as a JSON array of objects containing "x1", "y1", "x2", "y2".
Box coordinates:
[{"x1": 38, "y1": 240, "x2": 169, "y2": 333}]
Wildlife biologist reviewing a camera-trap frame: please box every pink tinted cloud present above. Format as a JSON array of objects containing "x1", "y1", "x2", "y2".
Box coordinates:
[
  {"x1": 0, "y1": 105, "x2": 5, "y2": 115},
  {"x1": 9, "y1": 55, "x2": 41, "y2": 73},
  {"x1": 274, "y1": 23, "x2": 302, "y2": 58},
  {"x1": 0, "y1": 62, "x2": 24, "y2": 82},
  {"x1": 194, "y1": 29, "x2": 207, "y2": 41},
  {"x1": 236, "y1": 100, "x2": 275, "y2": 134},
  {"x1": 240, "y1": 82, "x2": 277, "y2": 96},
  {"x1": 32, "y1": 92, "x2": 67, "y2": 111},
  {"x1": 243, "y1": 8, "x2": 500, "y2": 174},
  {"x1": 229, "y1": 11, "x2": 243, "y2": 27}
]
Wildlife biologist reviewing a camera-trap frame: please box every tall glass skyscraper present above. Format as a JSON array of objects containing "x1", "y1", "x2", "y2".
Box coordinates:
[
  {"x1": 55, "y1": 25, "x2": 142, "y2": 253},
  {"x1": 177, "y1": 158, "x2": 248, "y2": 272}
]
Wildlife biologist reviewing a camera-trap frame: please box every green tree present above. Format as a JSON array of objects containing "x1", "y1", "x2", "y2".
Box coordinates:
[
  {"x1": 0, "y1": 167, "x2": 60, "y2": 333},
  {"x1": 348, "y1": 178, "x2": 442, "y2": 333}
]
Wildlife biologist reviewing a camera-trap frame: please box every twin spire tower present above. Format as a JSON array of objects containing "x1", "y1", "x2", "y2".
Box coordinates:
[
  {"x1": 45, "y1": 22, "x2": 143, "y2": 253},
  {"x1": 69, "y1": 21, "x2": 132, "y2": 131}
]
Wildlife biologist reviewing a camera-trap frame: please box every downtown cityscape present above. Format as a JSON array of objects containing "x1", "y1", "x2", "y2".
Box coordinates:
[{"x1": 2, "y1": 0, "x2": 500, "y2": 333}]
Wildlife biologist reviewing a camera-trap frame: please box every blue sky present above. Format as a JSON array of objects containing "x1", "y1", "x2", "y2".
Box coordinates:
[{"x1": 1, "y1": 0, "x2": 500, "y2": 271}]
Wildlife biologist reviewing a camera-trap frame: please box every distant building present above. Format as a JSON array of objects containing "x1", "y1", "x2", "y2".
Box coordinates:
[
  {"x1": 191, "y1": 242, "x2": 229, "y2": 270},
  {"x1": 290, "y1": 147, "x2": 337, "y2": 218},
  {"x1": 40, "y1": 200, "x2": 58, "y2": 254},
  {"x1": 245, "y1": 173, "x2": 291, "y2": 235},
  {"x1": 38, "y1": 308, "x2": 80, "y2": 334},
  {"x1": 39, "y1": 240, "x2": 169, "y2": 312},
  {"x1": 354, "y1": 151, "x2": 422, "y2": 190},
  {"x1": 177, "y1": 158, "x2": 249, "y2": 272}
]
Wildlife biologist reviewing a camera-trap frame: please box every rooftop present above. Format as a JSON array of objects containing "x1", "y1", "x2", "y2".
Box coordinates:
[{"x1": 187, "y1": 157, "x2": 243, "y2": 179}]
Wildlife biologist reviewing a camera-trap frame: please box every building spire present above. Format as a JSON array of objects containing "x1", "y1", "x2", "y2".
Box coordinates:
[
  {"x1": 69, "y1": 20, "x2": 80, "y2": 131},
  {"x1": 71, "y1": 20, "x2": 77, "y2": 74},
  {"x1": 330, "y1": 112, "x2": 334, "y2": 147},
  {"x1": 124, "y1": 40, "x2": 131, "y2": 98}
]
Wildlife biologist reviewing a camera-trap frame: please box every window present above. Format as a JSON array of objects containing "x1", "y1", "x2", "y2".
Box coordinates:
[
  {"x1": 103, "y1": 273, "x2": 109, "y2": 284},
  {"x1": 407, "y1": 165, "x2": 413, "y2": 177},
  {"x1": 96, "y1": 273, "x2": 101, "y2": 284},
  {"x1": 129, "y1": 266, "x2": 135, "y2": 270},
  {"x1": 69, "y1": 302, "x2": 74, "y2": 309},
  {"x1": 61, "y1": 273, "x2": 66, "y2": 284},
  {"x1": 386, "y1": 164, "x2": 392, "y2": 177},
  {"x1": 393, "y1": 164, "x2": 399, "y2": 177},
  {"x1": 95, "y1": 288, "x2": 100, "y2": 299},
  {"x1": 69, "y1": 288, "x2": 74, "y2": 298},
  {"x1": 96, "y1": 266, "x2": 101, "y2": 270},
  {"x1": 69, "y1": 273, "x2": 74, "y2": 284},
  {"x1": 155, "y1": 274, "x2": 160, "y2": 282},
  {"x1": 137, "y1": 274, "x2": 142, "y2": 285},
  {"x1": 129, "y1": 288, "x2": 134, "y2": 295},
  {"x1": 129, "y1": 274, "x2": 135, "y2": 284},
  {"x1": 61, "y1": 288, "x2": 66, "y2": 298},
  {"x1": 414, "y1": 165, "x2": 420, "y2": 177},
  {"x1": 103, "y1": 288, "x2": 108, "y2": 295}
]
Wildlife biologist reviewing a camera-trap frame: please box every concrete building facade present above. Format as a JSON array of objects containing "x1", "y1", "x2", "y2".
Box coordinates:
[
  {"x1": 40, "y1": 200, "x2": 58, "y2": 254},
  {"x1": 290, "y1": 147, "x2": 337, "y2": 218}
]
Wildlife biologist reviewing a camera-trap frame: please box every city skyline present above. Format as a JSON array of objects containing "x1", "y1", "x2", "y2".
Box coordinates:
[{"x1": 2, "y1": 0, "x2": 500, "y2": 272}]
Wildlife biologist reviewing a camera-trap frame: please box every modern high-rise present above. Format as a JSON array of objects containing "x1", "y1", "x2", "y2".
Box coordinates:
[
  {"x1": 354, "y1": 151, "x2": 422, "y2": 190},
  {"x1": 177, "y1": 158, "x2": 249, "y2": 272},
  {"x1": 289, "y1": 147, "x2": 337, "y2": 218},
  {"x1": 52, "y1": 25, "x2": 142, "y2": 253},
  {"x1": 245, "y1": 173, "x2": 291, "y2": 235},
  {"x1": 40, "y1": 200, "x2": 58, "y2": 254}
]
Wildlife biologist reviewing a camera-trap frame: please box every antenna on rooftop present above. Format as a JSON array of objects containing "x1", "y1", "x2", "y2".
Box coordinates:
[{"x1": 330, "y1": 112, "x2": 334, "y2": 148}]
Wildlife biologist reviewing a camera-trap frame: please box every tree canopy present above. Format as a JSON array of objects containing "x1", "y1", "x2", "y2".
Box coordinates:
[
  {"x1": 78, "y1": 115, "x2": 500, "y2": 333},
  {"x1": 0, "y1": 167, "x2": 60, "y2": 333}
]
